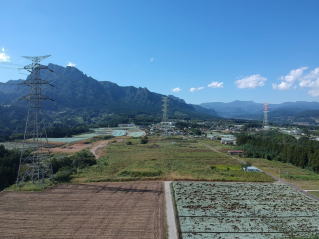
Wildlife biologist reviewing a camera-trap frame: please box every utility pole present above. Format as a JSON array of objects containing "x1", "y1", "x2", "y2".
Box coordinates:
[{"x1": 16, "y1": 55, "x2": 53, "y2": 185}]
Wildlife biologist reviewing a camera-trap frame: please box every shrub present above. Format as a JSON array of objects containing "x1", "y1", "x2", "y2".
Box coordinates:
[
  {"x1": 126, "y1": 141, "x2": 133, "y2": 145},
  {"x1": 0, "y1": 146, "x2": 20, "y2": 190},
  {"x1": 52, "y1": 167, "x2": 74, "y2": 183},
  {"x1": 71, "y1": 150, "x2": 96, "y2": 170},
  {"x1": 140, "y1": 136, "x2": 149, "y2": 144},
  {"x1": 50, "y1": 156, "x2": 73, "y2": 174},
  {"x1": 102, "y1": 135, "x2": 114, "y2": 140}
]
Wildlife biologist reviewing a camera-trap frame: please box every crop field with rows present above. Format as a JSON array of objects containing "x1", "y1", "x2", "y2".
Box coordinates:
[
  {"x1": 0, "y1": 182, "x2": 164, "y2": 239},
  {"x1": 173, "y1": 182, "x2": 319, "y2": 239}
]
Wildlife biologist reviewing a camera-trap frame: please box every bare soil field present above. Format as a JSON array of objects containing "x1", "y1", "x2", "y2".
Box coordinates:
[
  {"x1": 0, "y1": 181, "x2": 164, "y2": 239},
  {"x1": 49, "y1": 140, "x2": 92, "y2": 154},
  {"x1": 50, "y1": 138, "x2": 123, "y2": 157}
]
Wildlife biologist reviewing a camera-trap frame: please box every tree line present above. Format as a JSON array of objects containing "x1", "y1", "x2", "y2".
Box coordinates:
[
  {"x1": 237, "y1": 131, "x2": 319, "y2": 173},
  {"x1": 0, "y1": 144, "x2": 96, "y2": 190},
  {"x1": 0, "y1": 145, "x2": 20, "y2": 190}
]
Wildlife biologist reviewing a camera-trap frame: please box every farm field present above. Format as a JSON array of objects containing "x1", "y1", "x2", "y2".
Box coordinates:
[
  {"x1": 0, "y1": 181, "x2": 164, "y2": 239},
  {"x1": 172, "y1": 182, "x2": 319, "y2": 239},
  {"x1": 73, "y1": 137, "x2": 273, "y2": 183}
]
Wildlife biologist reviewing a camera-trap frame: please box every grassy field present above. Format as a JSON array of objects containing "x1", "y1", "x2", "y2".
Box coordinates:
[
  {"x1": 311, "y1": 191, "x2": 319, "y2": 198},
  {"x1": 204, "y1": 140, "x2": 319, "y2": 198},
  {"x1": 72, "y1": 137, "x2": 273, "y2": 183},
  {"x1": 247, "y1": 158, "x2": 319, "y2": 198},
  {"x1": 5, "y1": 180, "x2": 54, "y2": 192}
]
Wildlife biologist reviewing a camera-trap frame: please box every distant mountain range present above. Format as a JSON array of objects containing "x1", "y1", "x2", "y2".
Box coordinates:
[
  {"x1": 2, "y1": 63, "x2": 319, "y2": 131},
  {"x1": 0, "y1": 64, "x2": 216, "y2": 121},
  {"x1": 201, "y1": 100, "x2": 319, "y2": 125}
]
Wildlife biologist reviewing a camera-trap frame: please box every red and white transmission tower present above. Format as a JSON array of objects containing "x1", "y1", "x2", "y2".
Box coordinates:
[{"x1": 263, "y1": 103, "x2": 270, "y2": 130}]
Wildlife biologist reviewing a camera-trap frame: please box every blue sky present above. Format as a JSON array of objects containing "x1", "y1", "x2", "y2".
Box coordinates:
[{"x1": 1, "y1": 0, "x2": 319, "y2": 104}]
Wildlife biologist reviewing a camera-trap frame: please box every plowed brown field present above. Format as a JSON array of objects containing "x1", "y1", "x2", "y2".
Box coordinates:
[{"x1": 0, "y1": 182, "x2": 164, "y2": 239}]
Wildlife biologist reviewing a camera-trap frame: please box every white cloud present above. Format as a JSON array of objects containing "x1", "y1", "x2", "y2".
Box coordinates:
[
  {"x1": 299, "y1": 67, "x2": 319, "y2": 87},
  {"x1": 189, "y1": 86, "x2": 204, "y2": 92},
  {"x1": 272, "y1": 81, "x2": 292, "y2": 90},
  {"x1": 272, "y1": 66, "x2": 319, "y2": 97},
  {"x1": 235, "y1": 74, "x2": 267, "y2": 89},
  {"x1": 0, "y1": 48, "x2": 10, "y2": 62},
  {"x1": 67, "y1": 62, "x2": 76, "y2": 67},
  {"x1": 149, "y1": 57, "x2": 155, "y2": 63},
  {"x1": 308, "y1": 89, "x2": 319, "y2": 97},
  {"x1": 208, "y1": 81, "x2": 224, "y2": 88},
  {"x1": 298, "y1": 67, "x2": 319, "y2": 96},
  {"x1": 273, "y1": 67, "x2": 308, "y2": 90},
  {"x1": 172, "y1": 87, "x2": 182, "y2": 93}
]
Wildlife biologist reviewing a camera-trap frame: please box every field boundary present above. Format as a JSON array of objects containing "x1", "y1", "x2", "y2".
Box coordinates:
[{"x1": 165, "y1": 181, "x2": 179, "y2": 239}]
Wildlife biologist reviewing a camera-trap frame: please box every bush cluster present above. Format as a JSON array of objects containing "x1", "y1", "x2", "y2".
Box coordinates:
[
  {"x1": 0, "y1": 145, "x2": 20, "y2": 190},
  {"x1": 140, "y1": 136, "x2": 149, "y2": 144},
  {"x1": 51, "y1": 150, "x2": 96, "y2": 183}
]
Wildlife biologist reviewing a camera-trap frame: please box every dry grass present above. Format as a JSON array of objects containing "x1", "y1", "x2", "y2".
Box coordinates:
[
  {"x1": 73, "y1": 137, "x2": 273, "y2": 183},
  {"x1": 244, "y1": 157, "x2": 319, "y2": 191}
]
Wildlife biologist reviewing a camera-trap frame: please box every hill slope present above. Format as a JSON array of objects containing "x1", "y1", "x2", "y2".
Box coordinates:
[
  {"x1": 0, "y1": 64, "x2": 217, "y2": 140},
  {"x1": 0, "y1": 64, "x2": 217, "y2": 118}
]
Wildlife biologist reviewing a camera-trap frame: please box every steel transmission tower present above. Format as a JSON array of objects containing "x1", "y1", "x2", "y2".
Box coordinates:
[
  {"x1": 162, "y1": 96, "x2": 169, "y2": 122},
  {"x1": 16, "y1": 55, "x2": 53, "y2": 185},
  {"x1": 263, "y1": 103, "x2": 270, "y2": 130}
]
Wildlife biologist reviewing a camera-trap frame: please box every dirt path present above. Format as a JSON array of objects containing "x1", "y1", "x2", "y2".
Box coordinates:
[
  {"x1": 89, "y1": 138, "x2": 124, "y2": 159},
  {"x1": 89, "y1": 140, "x2": 110, "y2": 159},
  {"x1": 50, "y1": 141, "x2": 92, "y2": 154},
  {"x1": 50, "y1": 138, "x2": 123, "y2": 159},
  {"x1": 202, "y1": 143, "x2": 246, "y2": 164},
  {"x1": 264, "y1": 169, "x2": 319, "y2": 201}
]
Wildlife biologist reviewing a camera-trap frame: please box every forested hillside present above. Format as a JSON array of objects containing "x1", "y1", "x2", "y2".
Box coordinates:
[
  {"x1": 0, "y1": 64, "x2": 217, "y2": 141},
  {"x1": 0, "y1": 64, "x2": 217, "y2": 118}
]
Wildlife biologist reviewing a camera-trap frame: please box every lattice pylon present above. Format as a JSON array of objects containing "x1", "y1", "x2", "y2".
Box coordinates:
[
  {"x1": 162, "y1": 96, "x2": 169, "y2": 123},
  {"x1": 16, "y1": 55, "x2": 53, "y2": 185}
]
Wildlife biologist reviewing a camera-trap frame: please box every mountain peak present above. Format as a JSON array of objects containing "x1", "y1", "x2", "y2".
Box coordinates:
[
  {"x1": 0, "y1": 63, "x2": 216, "y2": 119},
  {"x1": 48, "y1": 63, "x2": 84, "y2": 75}
]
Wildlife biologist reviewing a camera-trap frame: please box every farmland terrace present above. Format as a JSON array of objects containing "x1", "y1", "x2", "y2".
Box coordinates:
[{"x1": 0, "y1": 181, "x2": 164, "y2": 239}]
